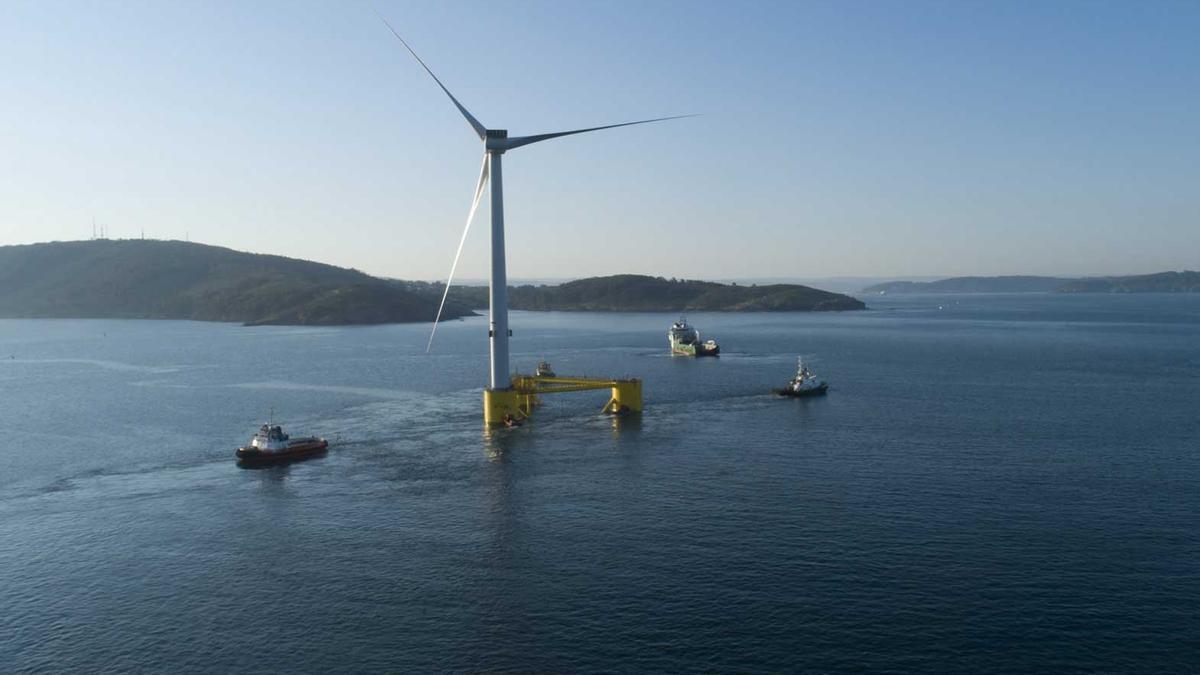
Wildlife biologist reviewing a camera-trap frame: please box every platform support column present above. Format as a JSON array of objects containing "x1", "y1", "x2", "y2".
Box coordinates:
[
  {"x1": 604, "y1": 380, "x2": 643, "y2": 415},
  {"x1": 484, "y1": 388, "x2": 523, "y2": 425}
]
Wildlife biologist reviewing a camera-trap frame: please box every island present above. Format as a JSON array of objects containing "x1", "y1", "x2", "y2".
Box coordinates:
[
  {"x1": 1, "y1": 241, "x2": 865, "y2": 325},
  {"x1": 503, "y1": 274, "x2": 865, "y2": 312},
  {"x1": 864, "y1": 272, "x2": 1200, "y2": 294}
]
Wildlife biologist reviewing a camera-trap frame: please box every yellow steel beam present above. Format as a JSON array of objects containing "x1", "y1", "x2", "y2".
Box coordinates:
[
  {"x1": 510, "y1": 374, "x2": 635, "y2": 395},
  {"x1": 488, "y1": 373, "x2": 642, "y2": 425}
]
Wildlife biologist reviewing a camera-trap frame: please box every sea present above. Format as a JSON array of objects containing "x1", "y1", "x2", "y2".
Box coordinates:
[{"x1": 1, "y1": 294, "x2": 1198, "y2": 673}]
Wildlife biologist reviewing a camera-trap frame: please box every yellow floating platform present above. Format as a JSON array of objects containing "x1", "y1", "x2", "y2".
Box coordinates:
[{"x1": 484, "y1": 374, "x2": 642, "y2": 425}]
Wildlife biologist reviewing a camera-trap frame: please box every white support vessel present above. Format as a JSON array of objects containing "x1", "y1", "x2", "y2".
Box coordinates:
[{"x1": 668, "y1": 317, "x2": 720, "y2": 357}]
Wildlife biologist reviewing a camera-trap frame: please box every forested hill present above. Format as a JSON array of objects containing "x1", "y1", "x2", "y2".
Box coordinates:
[
  {"x1": 504, "y1": 275, "x2": 865, "y2": 311},
  {"x1": 0, "y1": 240, "x2": 474, "y2": 325}
]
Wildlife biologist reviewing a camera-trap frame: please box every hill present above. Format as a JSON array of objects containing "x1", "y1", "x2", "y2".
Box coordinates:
[
  {"x1": 1054, "y1": 271, "x2": 1200, "y2": 293},
  {"x1": 502, "y1": 275, "x2": 865, "y2": 312},
  {"x1": 863, "y1": 276, "x2": 1069, "y2": 294},
  {"x1": 864, "y1": 273, "x2": 1200, "y2": 294},
  {"x1": 0, "y1": 240, "x2": 474, "y2": 325}
]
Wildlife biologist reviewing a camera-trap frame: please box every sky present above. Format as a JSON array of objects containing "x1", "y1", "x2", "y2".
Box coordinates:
[{"x1": 1, "y1": 0, "x2": 1197, "y2": 281}]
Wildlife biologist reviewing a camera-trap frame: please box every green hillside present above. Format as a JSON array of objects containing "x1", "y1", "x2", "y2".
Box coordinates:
[{"x1": 0, "y1": 240, "x2": 474, "y2": 325}]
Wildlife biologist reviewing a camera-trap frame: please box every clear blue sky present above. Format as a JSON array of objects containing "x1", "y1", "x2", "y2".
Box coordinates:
[{"x1": 1, "y1": 0, "x2": 1197, "y2": 280}]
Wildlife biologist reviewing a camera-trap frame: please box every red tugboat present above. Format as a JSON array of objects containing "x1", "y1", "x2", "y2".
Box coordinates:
[{"x1": 235, "y1": 422, "x2": 328, "y2": 467}]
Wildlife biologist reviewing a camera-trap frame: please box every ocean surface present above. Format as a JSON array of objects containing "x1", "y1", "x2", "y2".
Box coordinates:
[{"x1": 2, "y1": 294, "x2": 1198, "y2": 673}]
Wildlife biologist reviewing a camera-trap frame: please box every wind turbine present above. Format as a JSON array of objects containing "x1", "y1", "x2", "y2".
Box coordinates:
[{"x1": 378, "y1": 15, "x2": 689, "y2": 421}]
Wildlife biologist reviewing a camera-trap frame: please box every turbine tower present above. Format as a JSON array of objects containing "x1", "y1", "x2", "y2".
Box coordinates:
[{"x1": 379, "y1": 15, "x2": 688, "y2": 423}]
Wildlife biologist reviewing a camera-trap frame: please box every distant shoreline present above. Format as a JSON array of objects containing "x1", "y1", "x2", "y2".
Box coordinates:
[{"x1": 863, "y1": 272, "x2": 1200, "y2": 295}]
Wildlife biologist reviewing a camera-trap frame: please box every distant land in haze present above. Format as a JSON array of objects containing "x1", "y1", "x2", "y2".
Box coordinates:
[
  {"x1": 0, "y1": 241, "x2": 864, "y2": 325},
  {"x1": 864, "y1": 273, "x2": 1200, "y2": 294},
  {"x1": 445, "y1": 276, "x2": 936, "y2": 296},
  {"x1": 863, "y1": 276, "x2": 1069, "y2": 294},
  {"x1": 0, "y1": 240, "x2": 474, "y2": 326},
  {"x1": 1053, "y1": 272, "x2": 1200, "y2": 293}
]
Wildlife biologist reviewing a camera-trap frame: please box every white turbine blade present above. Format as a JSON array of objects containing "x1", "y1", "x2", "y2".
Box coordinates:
[
  {"x1": 427, "y1": 153, "x2": 491, "y2": 352},
  {"x1": 375, "y1": 11, "x2": 487, "y2": 141},
  {"x1": 502, "y1": 114, "x2": 696, "y2": 151}
]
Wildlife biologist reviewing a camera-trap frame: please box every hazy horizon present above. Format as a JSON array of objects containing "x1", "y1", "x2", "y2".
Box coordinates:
[
  {"x1": 5, "y1": 235, "x2": 1197, "y2": 290},
  {"x1": 2, "y1": 1, "x2": 1198, "y2": 281}
]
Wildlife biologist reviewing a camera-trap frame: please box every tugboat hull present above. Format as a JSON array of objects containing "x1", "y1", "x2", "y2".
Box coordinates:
[{"x1": 235, "y1": 439, "x2": 328, "y2": 467}]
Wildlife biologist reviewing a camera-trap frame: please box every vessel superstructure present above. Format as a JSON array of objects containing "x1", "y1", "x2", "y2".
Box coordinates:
[{"x1": 668, "y1": 317, "x2": 719, "y2": 356}]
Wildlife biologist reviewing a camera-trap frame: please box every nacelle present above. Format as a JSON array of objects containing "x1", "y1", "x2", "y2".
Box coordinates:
[{"x1": 485, "y1": 129, "x2": 509, "y2": 152}]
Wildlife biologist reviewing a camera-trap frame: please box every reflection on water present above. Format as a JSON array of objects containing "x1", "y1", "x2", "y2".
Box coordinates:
[
  {"x1": 249, "y1": 462, "x2": 294, "y2": 495},
  {"x1": 481, "y1": 422, "x2": 537, "y2": 462},
  {"x1": 608, "y1": 412, "x2": 643, "y2": 438},
  {"x1": 482, "y1": 427, "x2": 509, "y2": 462}
]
